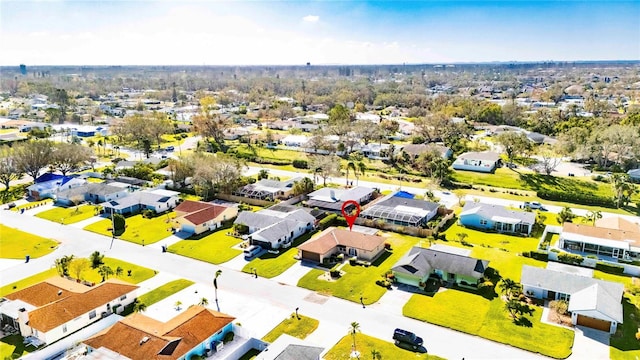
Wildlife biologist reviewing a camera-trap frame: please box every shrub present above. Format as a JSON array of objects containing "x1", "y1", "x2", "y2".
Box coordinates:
[
  {"x1": 586, "y1": 255, "x2": 598, "y2": 259},
  {"x1": 141, "y1": 209, "x2": 155, "y2": 218},
  {"x1": 223, "y1": 331, "x2": 234, "y2": 343},
  {"x1": 537, "y1": 189, "x2": 615, "y2": 208},
  {"x1": 530, "y1": 250, "x2": 549, "y2": 261},
  {"x1": 376, "y1": 279, "x2": 391, "y2": 288},
  {"x1": 557, "y1": 252, "x2": 583, "y2": 265},
  {"x1": 595, "y1": 262, "x2": 624, "y2": 274},
  {"x1": 478, "y1": 280, "x2": 494, "y2": 290},
  {"x1": 550, "y1": 248, "x2": 561, "y2": 253},
  {"x1": 329, "y1": 264, "x2": 341, "y2": 278},
  {"x1": 550, "y1": 300, "x2": 569, "y2": 315},
  {"x1": 292, "y1": 159, "x2": 309, "y2": 169},
  {"x1": 636, "y1": 331, "x2": 640, "y2": 341},
  {"x1": 113, "y1": 213, "x2": 126, "y2": 235},
  {"x1": 336, "y1": 253, "x2": 344, "y2": 261},
  {"x1": 318, "y1": 214, "x2": 337, "y2": 230},
  {"x1": 349, "y1": 256, "x2": 357, "y2": 265}
]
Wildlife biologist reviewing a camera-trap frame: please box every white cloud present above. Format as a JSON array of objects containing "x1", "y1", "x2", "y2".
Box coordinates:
[{"x1": 302, "y1": 15, "x2": 319, "y2": 22}]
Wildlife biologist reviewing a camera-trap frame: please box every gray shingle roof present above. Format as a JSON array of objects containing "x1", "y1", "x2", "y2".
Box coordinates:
[
  {"x1": 252, "y1": 219, "x2": 302, "y2": 242},
  {"x1": 234, "y1": 211, "x2": 281, "y2": 229},
  {"x1": 456, "y1": 151, "x2": 501, "y2": 162},
  {"x1": 392, "y1": 246, "x2": 489, "y2": 279},
  {"x1": 101, "y1": 191, "x2": 172, "y2": 210},
  {"x1": 461, "y1": 202, "x2": 536, "y2": 225}
]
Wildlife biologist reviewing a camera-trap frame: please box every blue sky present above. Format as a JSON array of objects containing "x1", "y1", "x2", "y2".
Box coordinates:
[{"x1": 1, "y1": 1, "x2": 638, "y2": 65}]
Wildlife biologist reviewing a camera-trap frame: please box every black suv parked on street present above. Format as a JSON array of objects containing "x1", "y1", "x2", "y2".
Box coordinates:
[{"x1": 393, "y1": 328, "x2": 423, "y2": 349}]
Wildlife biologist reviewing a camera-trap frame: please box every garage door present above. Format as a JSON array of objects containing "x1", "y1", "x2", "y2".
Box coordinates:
[
  {"x1": 301, "y1": 251, "x2": 320, "y2": 262},
  {"x1": 577, "y1": 314, "x2": 610, "y2": 332}
]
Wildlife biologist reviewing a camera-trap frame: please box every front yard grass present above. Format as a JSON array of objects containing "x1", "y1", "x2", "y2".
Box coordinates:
[
  {"x1": 323, "y1": 333, "x2": 445, "y2": 360},
  {"x1": 138, "y1": 279, "x2": 194, "y2": 307},
  {"x1": 36, "y1": 204, "x2": 101, "y2": 224},
  {"x1": 0, "y1": 225, "x2": 58, "y2": 259},
  {"x1": 0, "y1": 334, "x2": 33, "y2": 359},
  {"x1": 610, "y1": 295, "x2": 640, "y2": 360},
  {"x1": 404, "y1": 288, "x2": 574, "y2": 359},
  {"x1": 297, "y1": 231, "x2": 418, "y2": 305},
  {"x1": 168, "y1": 229, "x2": 243, "y2": 264},
  {"x1": 262, "y1": 313, "x2": 319, "y2": 343},
  {"x1": 242, "y1": 231, "x2": 318, "y2": 278},
  {"x1": 84, "y1": 212, "x2": 176, "y2": 245}
]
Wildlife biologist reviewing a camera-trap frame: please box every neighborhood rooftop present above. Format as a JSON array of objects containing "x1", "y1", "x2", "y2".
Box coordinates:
[{"x1": 461, "y1": 202, "x2": 536, "y2": 225}]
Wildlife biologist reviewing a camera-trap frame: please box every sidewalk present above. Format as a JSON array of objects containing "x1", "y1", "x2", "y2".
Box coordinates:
[
  {"x1": 135, "y1": 271, "x2": 182, "y2": 297},
  {"x1": 69, "y1": 215, "x2": 107, "y2": 229}
]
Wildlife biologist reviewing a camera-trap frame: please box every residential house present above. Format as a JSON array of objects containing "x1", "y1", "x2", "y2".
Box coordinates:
[
  {"x1": 27, "y1": 175, "x2": 86, "y2": 201},
  {"x1": 281, "y1": 135, "x2": 309, "y2": 147},
  {"x1": 628, "y1": 168, "x2": 640, "y2": 183},
  {"x1": 234, "y1": 207, "x2": 315, "y2": 250},
  {"x1": 521, "y1": 264, "x2": 623, "y2": 333},
  {"x1": 305, "y1": 186, "x2": 375, "y2": 212},
  {"x1": 361, "y1": 192, "x2": 439, "y2": 227},
  {"x1": 391, "y1": 244, "x2": 489, "y2": 288},
  {"x1": 83, "y1": 306, "x2": 235, "y2": 360},
  {"x1": 257, "y1": 334, "x2": 324, "y2": 360},
  {"x1": 173, "y1": 200, "x2": 238, "y2": 235},
  {"x1": 359, "y1": 143, "x2": 391, "y2": 160},
  {"x1": 452, "y1": 151, "x2": 502, "y2": 173},
  {"x1": 100, "y1": 189, "x2": 180, "y2": 215},
  {"x1": 458, "y1": 202, "x2": 535, "y2": 235},
  {"x1": 557, "y1": 221, "x2": 640, "y2": 260},
  {"x1": 55, "y1": 183, "x2": 130, "y2": 206},
  {"x1": 297, "y1": 227, "x2": 386, "y2": 263},
  {"x1": 236, "y1": 177, "x2": 302, "y2": 201},
  {"x1": 0, "y1": 277, "x2": 138, "y2": 346},
  {"x1": 401, "y1": 143, "x2": 453, "y2": 160}
]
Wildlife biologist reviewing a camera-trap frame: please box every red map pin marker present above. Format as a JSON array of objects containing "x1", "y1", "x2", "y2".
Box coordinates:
[{"x1": 341, "y1": 200, "x2": 361, "y2": 231}]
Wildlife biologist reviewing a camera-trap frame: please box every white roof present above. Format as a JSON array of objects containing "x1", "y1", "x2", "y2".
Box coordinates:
[
  {"x1": 491, "y1": 216, "x2": 522, "y2": 224},
  {"x1": 394, "y1": 205, "x2": 430, "y2": 217},
  {"x1": 147, "y1": 189, "x2": 179, "y2": 197},
  {"x1": 0, "y1": 299, "x2": 36, "y2": 319}
]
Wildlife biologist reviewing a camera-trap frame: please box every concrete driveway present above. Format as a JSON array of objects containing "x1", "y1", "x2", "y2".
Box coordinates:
[
  {"x1": 271, "y1": 260, "x2": 316, "y2": 286},
  {"x1": 569, "y1": 326, "x2": 610, "y2": 360}
]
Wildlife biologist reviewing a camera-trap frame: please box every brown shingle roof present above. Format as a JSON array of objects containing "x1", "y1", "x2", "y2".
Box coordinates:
[
  {"x1": 563, "y1": 222, "x2": 640, "y2": 246},
  {"x1": 182, "y1": 205, "x2": 228, "y2": 226},
  {"x1": 297, "y1": 227, "x2": 386, "y2": 255},
  {"x1": 4, "y1": 277, "x2": 94, "y2": 306},
  {"x1": 84, "y1": 306, "x2": 235, "y2": 360},
  {"x1": 595, "y1": 217, "x2": 640, "y2": 233},
  {"x1": 27, "y1": 280, "x2": 138, "y2": 332},
  {"x1": 174, "y1": 200, "x2": 213, "y2": 215}
]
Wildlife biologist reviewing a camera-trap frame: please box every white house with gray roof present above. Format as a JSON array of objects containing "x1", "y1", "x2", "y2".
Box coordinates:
[
  {"x1": 521, "y1": 264, "x2": 623, "y2": 333},
  {"x1": 99, "y1": 189, "x2": 179, "y2": 215},
  {"x1": 452, "y1": 151, "x2": 502, "y2": 173},
  {"x1": 458, "y1": 202, "x2": 535, "y2": 235},
  {"x1": 56, "y1": 183, "x2": 131, "y2": 206},
  {"x1": 234, "y1": 207, "x2": 315, "y2": 250},
  {"x1": 236, "y1": 177, "x2": 303, "y2": 201}
]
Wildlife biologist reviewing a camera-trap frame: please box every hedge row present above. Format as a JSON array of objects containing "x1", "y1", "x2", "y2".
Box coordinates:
[
  {"x1": 292, "y1": 159, "x2": 309, "y2": 169},
  {"x1": 537, "y1": 189, "x2": 615, "y2": 208},
  {"x1": 557, "y1": 252, "x2": 584, "y2": 265},
  {"x1": 318, "y1": 214, "x2": 337, "y2": 230},
  {"x1": 595, "y1": 262, "x2": 625, "y2": 274},
  {"x1": 522, "y1": 250, "x2": 549, "y2": 261}
]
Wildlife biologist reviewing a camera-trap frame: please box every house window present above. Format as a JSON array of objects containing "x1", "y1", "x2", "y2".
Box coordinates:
[
  {"x1": 120, "y1": 295, "x2": 127, "y2": 300},
  {"x1": 479, "y1": 219, "x2": 488, "y2": 225},
  {"x1": 62, "y1": 324, "x2": 67, "y2": 333},
  {"x1": 89, "y1": 310, "x2": 96, "y2": 319},
  {"x1": 558, "y1": 293, "x2": 571, "y2": 301}
]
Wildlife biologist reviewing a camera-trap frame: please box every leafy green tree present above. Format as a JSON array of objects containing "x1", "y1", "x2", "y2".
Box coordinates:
[
  {"x1": 90, "y1": 251, "x2": 105, "y2": 269},
  {"x1": 133, "y1": 299, "x2": 147, "y2": 313},
  {"x1": 98, "y1": 265, "x2": 114, "y2": 282},
  {"x1": 496, "y1": 132, "x2": 531, "y2": 165},
  {"x1": 112, "y1": 213, "x2": 126, "y2": 236},
  {"x1": 612, "y1": 174, "x2": 636, "y2": 208},
  {"x1": 556, "y1": 207, "x2": 575, "y2": 224},
  {"x1": 292, "y1": 177, "x2": 314, "y2": 195}
]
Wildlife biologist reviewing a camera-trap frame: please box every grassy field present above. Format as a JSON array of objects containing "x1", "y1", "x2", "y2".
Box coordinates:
[
  {"x1": 0, "y1": 334, "x2": 32, "y2": 359},
  {"x1": 404, "y1": 289, "x2": 574, "y2": 359},
  {"x1": 168, "y1": 229, "x2": 243, "y2": 264},
  {"x1": 242, "y1": 231, "x2": 318, "y2": 278},
  {"x1": 442, "y1": 222, "x2": 540, "y2": 254},
  {"x1": 0, "y1": 225, "x2": 58, "y2": 259},
  {"x1": 323, "y1": 333, "x2": 445, "y2": 360},
  {"x1": 262, "y1": 313, "x2": 319, "y2": 343},
  {"x1": 297, "y1": 231, "x2": 418, "y2": 305},
  {"x1": 84, "y1": 212, "x2": 176, "y2": 245},
  {"x1": 36, "y1": 204, "x2": 101, "y2": 224},
  {"x1": 138, "y1": 279, "x2": 195, "y2": 306}
]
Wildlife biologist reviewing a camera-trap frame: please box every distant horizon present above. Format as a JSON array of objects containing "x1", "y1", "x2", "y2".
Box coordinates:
[{"x1": 1, "y1": 1, "x2": 638, "y2": 66}]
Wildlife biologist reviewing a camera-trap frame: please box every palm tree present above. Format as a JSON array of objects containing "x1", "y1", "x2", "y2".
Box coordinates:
[
  {"x1": 349, "y1": 321, "x2": 361, "y2": 352},
  {"x1": 357, "y1": 161, "x2": 366, "y2": 182},
  {"x1": 498, "y1": 278, "x2": 521, "y2": 299},
  {"x1": 371, "y1": 349, "x2": 382, "y2": 360},
  {"x1": 213, "y1": 269, "x2": 222, "y2": 302},
  {"x1": 612, "y1": 174, "x2": 635, "y2": 208},
  {"x1": 115, "y1": 266, "x2": 123, "y2": 278},
  {"x1": 505, "y1": 298, "x2": 521, "y2": 319},
  {"x1": 133, "y1": 300, "x2": 147, "y2": 313},
  {"x1": 198, "y1": 297, "x2": 209, "y2": 306},
  {"x1": 345, "y1": 161, "x2": 355, "y2": 187},
  {"x1": 556, "y1": 206, "x2": 575, "y2": 224},
  {"x1": 174, "y1": 300, "x2": 182, "y2": 310},
  {"x1": 585, "y1": 210, "x2": 602, "y2": 225}
]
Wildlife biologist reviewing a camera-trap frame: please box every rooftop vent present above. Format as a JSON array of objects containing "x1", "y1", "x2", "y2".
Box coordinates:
[
  {"x1": 140, "y1": 336, "x2": 150, "y2": 345},
  {"x1": 58, "y1": 290, "x2": 63, "y2": 296}
]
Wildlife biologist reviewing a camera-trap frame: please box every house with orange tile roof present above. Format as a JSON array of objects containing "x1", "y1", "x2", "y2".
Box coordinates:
[
  {"x1": 0, "y1": 277, "x2": 138, "y2": 346},
  {"x1": 297, "y1": 227, "x2": 386, "y2": 263},
  {"x1": 173, "y1": 200, "x2": 238, "y2": 235},
  {"x1": 83, "y1": 305, "x2": 235, "y2": 360},
  {"x1": 558, "y1": 220, "x2": 640, "y2": 260}
]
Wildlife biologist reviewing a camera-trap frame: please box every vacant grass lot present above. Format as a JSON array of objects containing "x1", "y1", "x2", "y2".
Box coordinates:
[
  {"x1": 0, "y1": 258, "x2": 154, "y2": 297},
  {"x1": 0, "y1": 225, "x2": 58, "y2": 259},
  {"x1": 297, "y1": 231, "x2": 418, "y2": 305},
  {"x1": 36, "y1": 204, "x2": 101, "y2": 224},
  {"x1": 323, "y1": 333, "x2": 445, "y2": 360},
  {"x1": 168, "y1": 229, "x2": 243, "y2": 264},
  {"x1": 242, "y1": 231, "x2": 318, "y2": 278},
  {"x1": 443, "y1": 222, "x2": 540, "y2": 254},
  {"x1": 262, "y1": 313, "x2": 319, "y2": 343},
  {"x1": 0, "y1": 334, "x2": 32, "y2": 359},
  {"x1": 404, "y1": 289, "x2": 574, "y2": 359},
  {"x1": 138, "y1": 279, "x2": 194, "y2": 307},
  {"x1": 85, "y1": 212, "x2": 176, "y2": 245}
]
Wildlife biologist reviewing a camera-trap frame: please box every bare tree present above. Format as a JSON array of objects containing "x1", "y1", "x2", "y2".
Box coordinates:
[
  {"x1": 539, "y1": 148, "x2": 562, "y2": 176},
  {"x1": 309, "y1": 155, "x2": 341, "y2": 186},
  {"x1": 14, "y1": 140, "x2": 53, "y2": 181},
  {"x1": 0, "y1": 146, "x2": 22, "y2": 193},
  {"x1": 52, "y1": 142, "x2": 92, "y2": 176}
]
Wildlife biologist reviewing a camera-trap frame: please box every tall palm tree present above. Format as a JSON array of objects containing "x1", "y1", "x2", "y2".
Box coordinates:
[
  {"x1": 498, "y1": 278, "x2": 521, "y2": 299},
  {"x1": 586, "y1": 210, "x2": 602, "y2": 225},
  {"x1": 198, "y1": 297, "x2": 209, "y2": 306},
  {"x1": 213, "y1": 270, "x2": 222, "y2": 302},
  {"x1": 349, "y1": 321, "x2": 361, "y2": 352},
  {"x1": 345, "y1": 161, "x2": 355, "y2": 187},
  {"x1": 612, "y1": 174, "x2": 635, "y2": 208},
  {"x1": 357, "y1": 162, "x2": 366, "y2": 185}
]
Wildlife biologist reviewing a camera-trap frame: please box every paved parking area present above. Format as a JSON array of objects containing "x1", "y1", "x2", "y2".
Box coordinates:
[{"x1": 569, "y1": 326, "x2": 610, "y2": 360}]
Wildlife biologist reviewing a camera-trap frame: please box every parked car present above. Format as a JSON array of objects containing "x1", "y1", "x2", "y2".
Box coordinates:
[
  {"x1": 166, "y1": 146, "x2": 175, "y2": 152},
  {"x1": 243, "y1": 245, "x2": 262, "y2": 259},
  {"x1": 393, "y1": 328, "x2": 423, "y2": 350},
  {"x1": 520, "y1": 201, "x2": 545, "y2": 210}
]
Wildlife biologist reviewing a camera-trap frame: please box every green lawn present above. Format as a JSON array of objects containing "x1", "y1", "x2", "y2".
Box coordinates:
[
  {"x1": 84, "y1": 212, "x2": 176, "y2": 245},
  {"x1": 0, "y1": 257, "x2": 155, "y2": 297},
  {"x1": 443, "y1": 222, "x2": 540, "y2": 254},
  {"x1": 452, "y1": 167, "x2": 526, "y2": 190},
  {"x1": 469, "y1": 245, "x2": 547, "y2": 282},
  {"x1": 404, "y1": 289, "x2": 574, "y2": 359},
  {"x1": 138, "y1": 279, "x2": 195, "y2": 306},
  {"x1": 262, "y1": 313, "x2": 319, "y2": 343},
  {"x1": 0, "y1": 225, "x2": 59, "y2": 259},
  {"x1": 0, "y1": 334, "x2": 33, "y2": 359},
  {"x1": 297, "y1": 231, "x2": 418, "y2": 305},
  {"x1": 36, "y1": 204, "x2": 101, "y2": 224},
  {"x1": 168, "y1": 229, "x2": 243, "y2": 264},
  {"x1": 611, "y1": 295, "x2": 640, "y2": 360},
  {"x1": 323, "y1": 333, "x2": 445, "y2": 360},
  {"x1": 242, "y1": 231, "x2": 318, "y2": 278}
]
